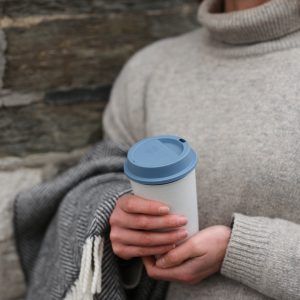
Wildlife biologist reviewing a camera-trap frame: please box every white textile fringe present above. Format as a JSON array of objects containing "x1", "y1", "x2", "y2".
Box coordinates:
[{"x1": 64, "y1": 236, "x2": 104, "y2": 300}]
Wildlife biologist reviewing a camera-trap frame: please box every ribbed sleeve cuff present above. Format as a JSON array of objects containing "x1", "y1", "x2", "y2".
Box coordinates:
[{"x1": 221, "y1": 213, "x2": 272, "y2": 288}]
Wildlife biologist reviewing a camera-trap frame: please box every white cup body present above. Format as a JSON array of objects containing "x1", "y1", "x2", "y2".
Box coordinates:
[{"x1": 130, "y1": 169, "x2": 199, "y2": 239}]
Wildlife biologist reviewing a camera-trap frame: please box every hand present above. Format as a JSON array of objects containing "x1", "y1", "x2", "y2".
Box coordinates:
[
  {"x1": 109, "y1": 193, "x2": 188, "y2": 260},
  {"x1": 142, "y1": 225, "x2": 231, "y2": 284}
]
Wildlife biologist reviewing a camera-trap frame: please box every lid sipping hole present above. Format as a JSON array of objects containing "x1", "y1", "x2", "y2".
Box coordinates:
[{"x1": 179, "y1": 138, "x2": 186, "y2": 143}]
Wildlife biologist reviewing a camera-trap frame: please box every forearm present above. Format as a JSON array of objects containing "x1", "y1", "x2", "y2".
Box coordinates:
[{"x1": 221, "y1": 213, "x2": 300, "y2": 299}]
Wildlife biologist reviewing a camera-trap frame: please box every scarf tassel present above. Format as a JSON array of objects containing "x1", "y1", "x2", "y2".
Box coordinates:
[{"x1": 64, "y1": 236, "x2": 104, "y2": 300}]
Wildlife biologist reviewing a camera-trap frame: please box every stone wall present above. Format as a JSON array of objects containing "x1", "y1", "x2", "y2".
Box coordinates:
[{"x1": 0, "y1": 1, "x2": 200, "y2": 299}]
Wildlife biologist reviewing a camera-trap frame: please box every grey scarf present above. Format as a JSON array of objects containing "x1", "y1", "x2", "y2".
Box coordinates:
[{"x1": 14, "y1": 139, "x2": 168, "y2": 300}]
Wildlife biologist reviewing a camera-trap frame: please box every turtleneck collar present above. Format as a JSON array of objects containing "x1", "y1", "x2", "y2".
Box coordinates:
[{"x1": 198, "y1": 0, "x2": 300, "y2": 45}]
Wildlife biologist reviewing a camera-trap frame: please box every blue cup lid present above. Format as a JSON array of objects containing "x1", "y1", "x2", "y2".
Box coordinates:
[{"x1": 124, "y1": 135, "x2": 198, "y2": 185}]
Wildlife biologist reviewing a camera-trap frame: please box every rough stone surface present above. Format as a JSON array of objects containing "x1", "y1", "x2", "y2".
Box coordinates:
[
  {"x1": 0, "y1": 148, "x2": 87, "y2": 170},
  {"x1": 3, "y1": 4, "x2": 198, "y2": 93},
  {"x1": 0, "y1": 147, "x2": 88, "y2": 180},
  {"x1": 0, "y1": 0, "x2": 198, "y2": 16},
  {"x1": 0, "y1": 29, "x2": 6, "y2": 90},
  {"x1": 0, "y1": 168, "x2": 42, "y2": 300},
  {"x1": 0, "y1": 1, "x2": 199, "y2": 157},
  {"x1": 0, "y1": 101, "x2": 105, "y2": 157},
  {"x1": 0, "y1": 89, "x2": 42, "y2": 107}
]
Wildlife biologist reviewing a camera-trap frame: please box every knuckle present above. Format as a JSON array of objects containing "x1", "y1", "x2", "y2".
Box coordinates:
[
  {"x1": 109, "y1": 208, "x2": 121, "y2": 226},
  {"x1": 125, "y1": 198, "x2": 135, "y2": 212},
  {"x1": 109, "y1": 214, "x2": 116, "y2": 226},
  {"x1": 112, "y1": 244, "x2": 124, "y2": 256},
  {"x1": 113, "y1": 244, "x2": 132, "y2": 260},
  {"x1": 141, "y1": 234, "x2": 152, "y2": 246},
  {"x1": 109, "y1": 229, "x2": 119, "y2": 243},
  {"x1": 137, "y1": 216, "x2": 149, "y2": 229},
  {"x1": 136, "y1": 247, "x2": 147, "y2": 257}
]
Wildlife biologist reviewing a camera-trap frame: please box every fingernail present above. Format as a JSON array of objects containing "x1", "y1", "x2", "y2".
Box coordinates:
[
  {"x1": 159, "y1": 206, "x2": 170, "y2": 214},
  {"x1": 177, "y1": 217, "x2": 188, "y2": 226}
]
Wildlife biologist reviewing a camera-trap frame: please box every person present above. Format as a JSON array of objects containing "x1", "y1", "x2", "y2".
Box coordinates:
[{"x1": 104, "y1": 0, "x2": 300, "y2": 299}]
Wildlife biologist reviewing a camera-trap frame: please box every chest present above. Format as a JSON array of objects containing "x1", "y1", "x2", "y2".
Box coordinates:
[{"x1": 145, "y1": 59, "x2": 300, "y2": 227}]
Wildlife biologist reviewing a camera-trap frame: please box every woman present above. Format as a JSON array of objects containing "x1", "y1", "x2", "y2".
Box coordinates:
[{"x1": 105, "y1": 0, "x2": 300, "y2": 299}]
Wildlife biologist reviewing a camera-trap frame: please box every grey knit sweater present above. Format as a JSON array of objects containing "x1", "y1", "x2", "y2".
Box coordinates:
[{"x1": 103, "y1": 0, "x2": 300, "y2": 299}]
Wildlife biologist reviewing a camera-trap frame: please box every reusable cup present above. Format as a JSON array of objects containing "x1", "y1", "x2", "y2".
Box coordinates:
[{"x1": 124, "y1": 135, "x2": 199, "y2": 238}]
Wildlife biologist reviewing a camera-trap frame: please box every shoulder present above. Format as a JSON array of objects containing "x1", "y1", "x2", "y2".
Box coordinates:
[{"x1": 122, "y1": 28, "x2": 203, "y2": 78}]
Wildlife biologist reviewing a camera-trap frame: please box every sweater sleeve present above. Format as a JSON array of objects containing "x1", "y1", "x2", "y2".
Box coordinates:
[
  {"x1": 221, "y1": 213, "x2": 300, "y2": 300},
  {"x1": 103, "y1": 37, "x2": 175, "y2": 148},
  {"x1": 102, "y1": 57, "x2": 145, "y2": 148}
]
